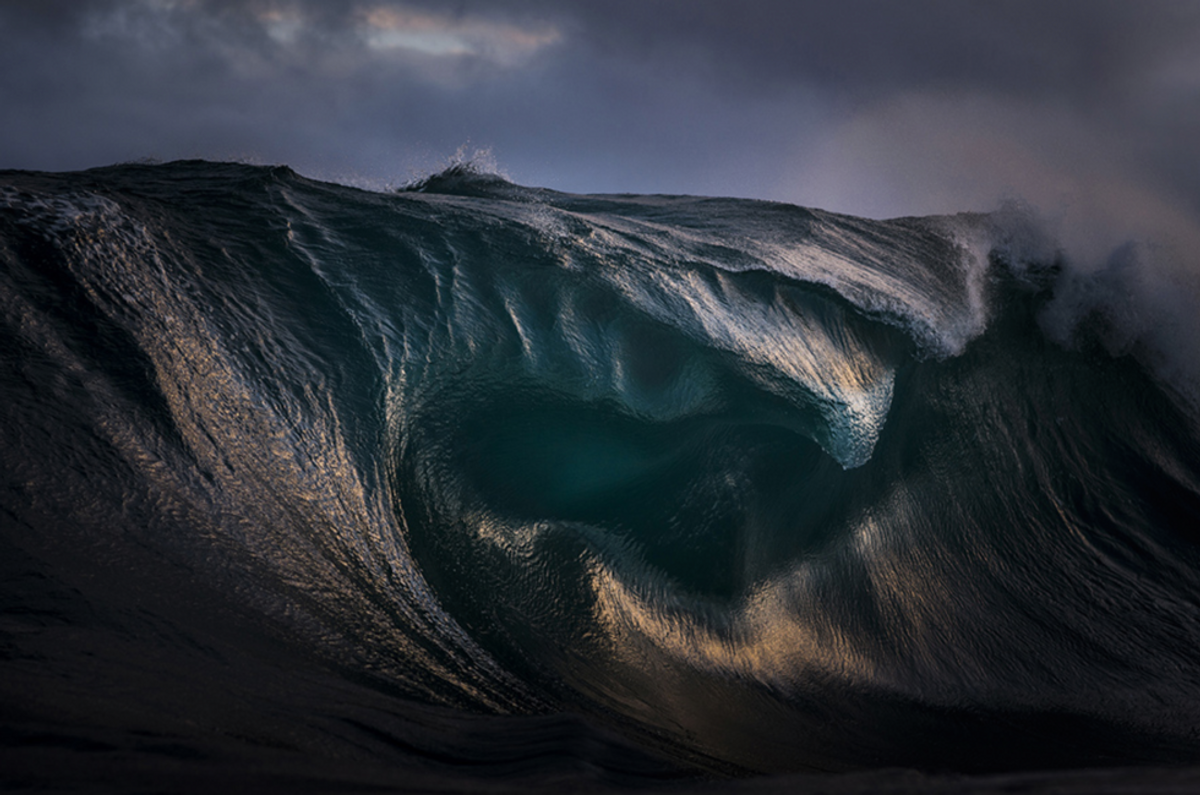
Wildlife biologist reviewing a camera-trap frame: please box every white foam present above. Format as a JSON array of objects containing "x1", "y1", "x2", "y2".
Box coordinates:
[
  {"x1": 1, "y1": 186, "x2": 124, "y2": 236},
  {"x1": 955, "y1": 201, "x2": 1200, "y2": 416},
  {"x1": 1045, "y1": 239, "x2": 1200, "y2": 413}
]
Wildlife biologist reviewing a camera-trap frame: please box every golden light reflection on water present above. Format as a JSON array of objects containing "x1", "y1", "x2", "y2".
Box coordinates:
[
  {"x1": 588, "y1": 555, "x2": 877, "y2": 691},
  {"x1": 25, "y1": 189, "x2": 532, "y2": 709}
]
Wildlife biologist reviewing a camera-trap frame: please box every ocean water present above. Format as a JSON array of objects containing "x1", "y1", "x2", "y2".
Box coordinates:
[{"x1": 3, "y1": 160, "x2": 1200, "y2": 793}]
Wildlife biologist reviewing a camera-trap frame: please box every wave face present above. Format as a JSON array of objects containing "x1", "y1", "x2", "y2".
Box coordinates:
[{"x1": 4, "y1": 161, "x2": 1200, "y2": 787}]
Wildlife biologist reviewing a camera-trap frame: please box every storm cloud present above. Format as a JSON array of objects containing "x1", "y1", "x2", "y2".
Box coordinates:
[{"x1": 2, "y1": 0, "x2": 1198, "y2": 253}]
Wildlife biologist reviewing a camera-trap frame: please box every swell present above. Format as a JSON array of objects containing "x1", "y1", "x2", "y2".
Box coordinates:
[{"x1": 2, "y1": 161, "x2": 1200, "y2": 786}]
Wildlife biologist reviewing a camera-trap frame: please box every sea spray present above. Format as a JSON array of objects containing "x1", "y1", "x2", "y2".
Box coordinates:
[{"x1": 3, "y1": 161, "x2": 1200, "y2": 789}]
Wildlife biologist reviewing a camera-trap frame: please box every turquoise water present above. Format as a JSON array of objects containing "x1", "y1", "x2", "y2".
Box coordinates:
[{"x1": 3, "y1": 161, "x2": 1200, "y2": 790}]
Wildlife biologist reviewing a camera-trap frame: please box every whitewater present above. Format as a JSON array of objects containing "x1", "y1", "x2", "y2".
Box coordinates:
[{"x1": 3, "y1": 160, "x2": 1200, "y2": 793}]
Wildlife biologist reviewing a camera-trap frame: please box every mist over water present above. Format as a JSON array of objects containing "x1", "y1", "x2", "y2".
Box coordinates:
[{"x1": 3, "y1": 160, "x2": 1200, "y2": 792}]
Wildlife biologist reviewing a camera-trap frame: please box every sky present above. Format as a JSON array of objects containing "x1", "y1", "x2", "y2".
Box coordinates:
[{"x1": 1, "y1": 0, "x2": 1198, "y2": 241}]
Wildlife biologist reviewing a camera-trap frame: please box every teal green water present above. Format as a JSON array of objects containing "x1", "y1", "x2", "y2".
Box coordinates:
[{"x1": 3, "y1": 162, "x2": 1200, "y2": 788}]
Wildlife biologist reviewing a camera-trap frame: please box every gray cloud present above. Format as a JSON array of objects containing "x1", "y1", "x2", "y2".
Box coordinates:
[{"x1": 2, "y1": 0, "x2": 1198, "y2": 254}]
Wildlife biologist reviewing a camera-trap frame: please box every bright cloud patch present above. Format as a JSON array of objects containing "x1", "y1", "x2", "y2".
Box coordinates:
[
  {"x1": 259, "y1": 8, "x2": 305, "y2": 46},
  {"x1": 358, "y1": 5, "x2": 561, "y2": 66},
  {"x1": 80, "y1": 1, "x2": 562, "y2": 78}
]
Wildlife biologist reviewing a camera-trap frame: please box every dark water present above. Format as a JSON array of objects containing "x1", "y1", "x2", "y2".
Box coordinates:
[{"x1": 4, "y1": 160, "x2": 1200, "y2": 792}]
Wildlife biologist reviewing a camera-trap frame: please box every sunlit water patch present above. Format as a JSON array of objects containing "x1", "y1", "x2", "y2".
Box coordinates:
[{"x1": 4, "y1": 161, "x2": 1200, "y2": 791}]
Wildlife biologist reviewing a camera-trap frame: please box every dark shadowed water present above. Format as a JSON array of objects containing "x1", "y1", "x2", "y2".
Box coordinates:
[{"x1": 4, "y1": 161, "x2": 1200, "y2": 792}]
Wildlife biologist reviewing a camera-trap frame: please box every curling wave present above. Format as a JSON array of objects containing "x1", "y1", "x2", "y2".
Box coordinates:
[{"x1": 3, "y1": 160, "x2": 1200, "y2": 788}]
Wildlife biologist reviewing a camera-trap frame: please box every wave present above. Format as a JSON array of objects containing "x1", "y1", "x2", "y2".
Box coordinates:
[{"x1": 3, "y1": 160, "x2": 1200, "y2": 790}]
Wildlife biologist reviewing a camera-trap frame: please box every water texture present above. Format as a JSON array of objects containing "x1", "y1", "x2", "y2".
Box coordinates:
[{"x1": 3, "y1": 161, "x2": 1200, "y2": 791}]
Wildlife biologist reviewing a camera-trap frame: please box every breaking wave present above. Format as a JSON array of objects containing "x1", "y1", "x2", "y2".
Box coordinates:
[{"x1": 4, "y1": 160, "x2": 1200, "y2": 790}]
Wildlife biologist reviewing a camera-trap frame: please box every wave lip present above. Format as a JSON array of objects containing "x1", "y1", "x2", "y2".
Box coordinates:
[{"x1": 3, "y1": 161, "x2": 1200, "y2": 786}]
